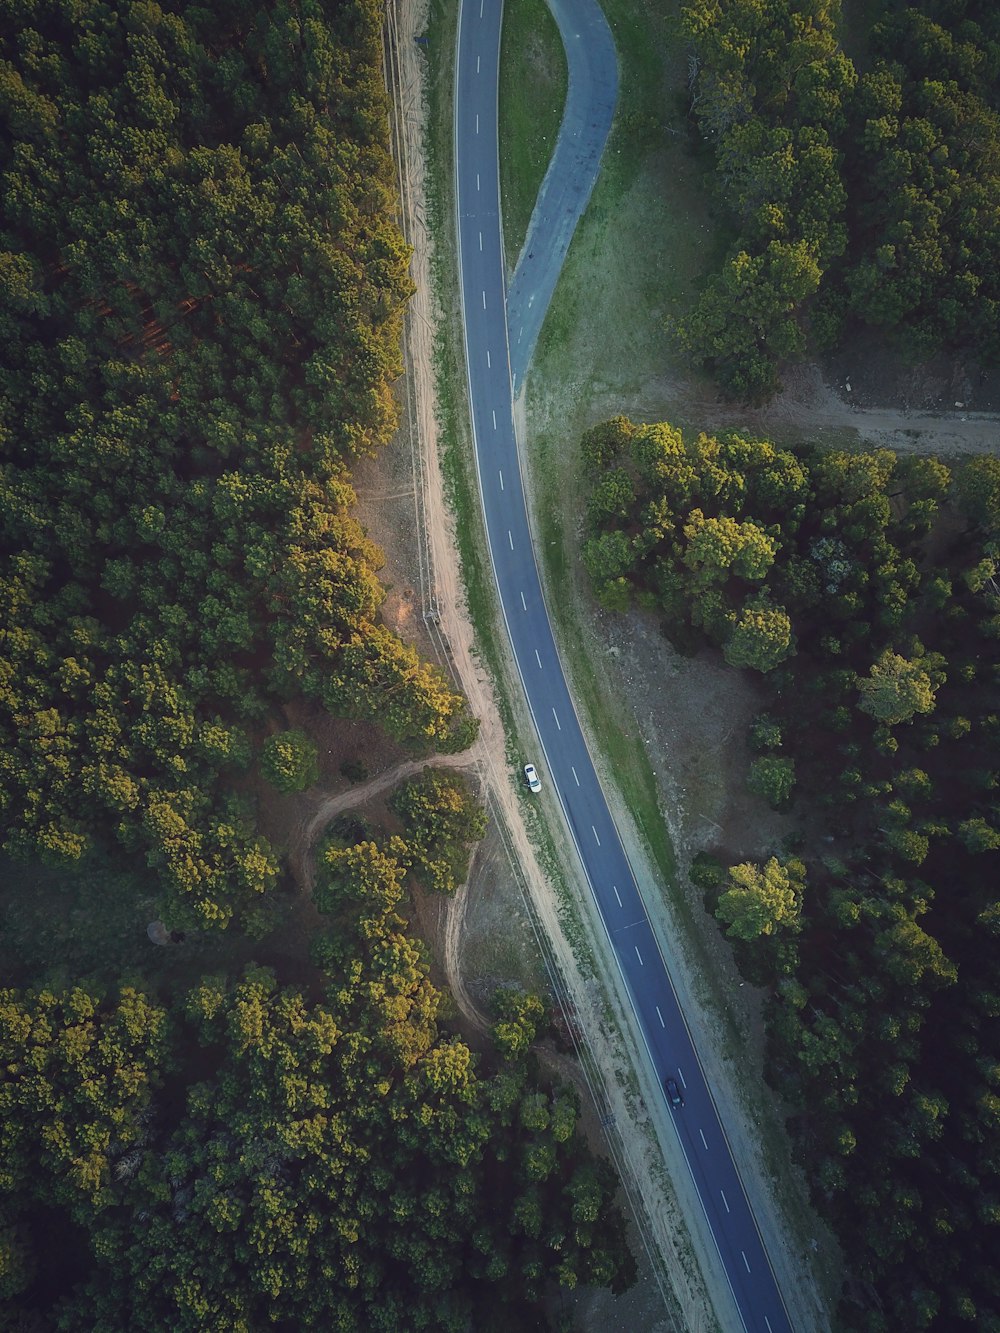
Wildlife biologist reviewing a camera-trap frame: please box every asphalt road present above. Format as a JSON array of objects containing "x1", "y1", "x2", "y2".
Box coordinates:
[
  {"x1": 453, "y1": 4, "x2": 794, "y2": 1331},
  {"x1": 504, "y1": 0, "x2": 617, "y2": 391}
]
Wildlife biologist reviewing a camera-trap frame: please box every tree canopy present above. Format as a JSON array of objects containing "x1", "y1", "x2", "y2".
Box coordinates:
[
  {"x1": 581, "y1": 414, "x2": 1000, "y2": 1328},
  {"x1": 0, "y1": 0, "x2": 476, "y2": 931},
  {"x1": 716, "y1": 857, "x2": 804, "y2": 940},
  {"x1": 677, "y1": 0, "x2": 1000, "y2": 396}
]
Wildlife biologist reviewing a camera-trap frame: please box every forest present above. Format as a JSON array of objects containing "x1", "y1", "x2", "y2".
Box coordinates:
[
  {"x1": 581, "y1": 415, "x2": 1000, "y2": 1330},
  {"x1": 0, "y1": 1, "x2": 635, "y2": 1325},
  {"x1": 677, "y1": 0, "x2": 1000, "y2": 399},
  {"x1": 0, "y1": 0, "x2": 479, "y2": 934},
  {"x1": 1, "y1": 771, "x2": 634, "y2": 1329}
]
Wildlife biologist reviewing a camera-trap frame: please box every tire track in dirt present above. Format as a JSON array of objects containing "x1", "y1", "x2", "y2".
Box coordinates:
[{"x1": 291, "y1": 747, "x2": 491, "y2": 1034}]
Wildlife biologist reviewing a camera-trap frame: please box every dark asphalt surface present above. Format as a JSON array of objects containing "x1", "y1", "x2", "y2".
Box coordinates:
[
  {"x1": 504, "y1": 0, "x2": 618, "y2": 391},
  {"x1": 453, "y1": 4, "x2": 794, "y2": 1330}
]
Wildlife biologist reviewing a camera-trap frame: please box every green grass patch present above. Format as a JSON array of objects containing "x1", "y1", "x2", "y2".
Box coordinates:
[
  {"x1": 0, "y1": 851, "x2": 302, "y2": 998},
  {"x1": 499, "y1": 0, "x2": 567, "y2": 265},
  {"x1": 528, "y1": 2, "x2": 718, "y2": 404}
]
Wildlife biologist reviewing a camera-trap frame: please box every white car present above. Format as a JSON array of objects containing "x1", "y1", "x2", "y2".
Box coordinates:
[{"x1": 523, "y1": 763, "x2": 541, "y2": 793}]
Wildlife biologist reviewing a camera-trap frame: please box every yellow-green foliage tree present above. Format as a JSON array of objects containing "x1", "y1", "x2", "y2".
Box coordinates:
[{"x1": 0, "y1": 0, "x2": 475, "y2": 930}]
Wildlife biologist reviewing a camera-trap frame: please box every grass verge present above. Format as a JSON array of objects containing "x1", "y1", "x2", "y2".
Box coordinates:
[{"x1": 499, "y1": 0, "x2": 567, "y2": 264}]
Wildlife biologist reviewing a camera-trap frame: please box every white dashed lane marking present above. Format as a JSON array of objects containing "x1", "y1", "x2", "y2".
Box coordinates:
[
  {"x1": 552, "y1": 707, "x2": 561, "y2": 729},
  {"x1": 520, "y1": 591, "x2": 526, "y2": 610},
  {"x1": 741, "y1": 1251, "x2": 751, "y2": 1274},
  {"x1": 507, "y1": 530, "x2": 513, "y2": 550},
  {"x1": 571, "y1": 766, "x2": 579, "y2": 786},
  {"x1": 678, "y1": 1068, "x2": 687, "y2": 1089},
  {"x1": 613, "y1": 885, "x2": 623, "y2": 907},
  {"x1": 634, "y1": 945, "x2": 644, "y2": 966},
  {"x1": 699, "y1": 1130, "x2": 709, "y2": 1150},
  {"x1": 498, "y1": 469, "x2": 503, "y2": 490},
  {"x1": 535, "y1": 649, "x2": 542, "y2": 668},
  {"x1": 492, "y1": 409, "x2": 496, "y2": 429},
  {"x1": 591, "y1": 825, "x2": 601, "y2": 846},
  {"x1": 720, "y1": 1190, "x2": 730, "y2": 1214},
  {"x1": 655, "y1": 1006, "x2": 664, "y2": 1028}
]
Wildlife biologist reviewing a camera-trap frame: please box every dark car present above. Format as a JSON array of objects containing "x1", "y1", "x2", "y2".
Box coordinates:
[{"x1": 664, "y1": 1076, "x2": 683, "y2": 1109}]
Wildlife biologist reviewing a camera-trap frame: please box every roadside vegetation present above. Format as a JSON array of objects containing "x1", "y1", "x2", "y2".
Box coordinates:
[
  {"x1": 2, "y1": 774, "x2": 635, "y2": 1329},
  {"x1": 0, "y1": 0, "x2": 478, "y2": 935},
  {"x1": 581, "y1": 422, "x2": 1000, "y2": 1330},
  {"x1": 0, "y1": 0, "x2": 638, "y2": 1325},
  {"x1": 497, "y1": 0, "x2": 842, "y2": 1297}
]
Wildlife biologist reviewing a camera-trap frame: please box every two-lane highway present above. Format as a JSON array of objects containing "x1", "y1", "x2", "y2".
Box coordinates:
[{"x1": 453, "y1": 4, "x2": 794, "y2": 1331}]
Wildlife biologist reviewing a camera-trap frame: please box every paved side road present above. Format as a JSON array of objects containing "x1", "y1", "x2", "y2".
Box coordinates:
[
  {"x1": 504, "y1": 0, "x2": 617, "y2": 392},
  {"x1": 453, "y1": 2, "x2": 794, "y2": 1331}
]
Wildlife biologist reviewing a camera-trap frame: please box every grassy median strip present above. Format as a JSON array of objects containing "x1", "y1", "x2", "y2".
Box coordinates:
[{"x1": 498, "y1": 0, "x2": 567, "y2": 266}]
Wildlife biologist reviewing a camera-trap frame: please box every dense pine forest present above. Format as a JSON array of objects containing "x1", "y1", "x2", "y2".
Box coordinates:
[
  {"x1": 0, "y1": 0, "x2": 478, "y2": 933},
  {"x1": 677, "y1": 0, "x2": 1000, "y2": 399},
  {"x1": 581, "y1": 417, "x2": 1000, "y2": 1329},
  {"x1": 0, "y1": 1, "x2": 635, "y2": 1325}
]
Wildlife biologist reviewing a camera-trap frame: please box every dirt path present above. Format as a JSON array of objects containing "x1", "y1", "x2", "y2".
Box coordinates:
[
  {"x1": 692, "y1": 362, "x2": 1000, "y2": 455},
  {"x1": 292, "y1": 752, "x2": 476, "y2": 892},
  {"x1": 292, "y1": 744, "x2": 492, "y2": 1034}
]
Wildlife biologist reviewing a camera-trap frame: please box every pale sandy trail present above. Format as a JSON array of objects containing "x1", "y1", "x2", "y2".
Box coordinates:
[{"x1": 293, "y1": 751, "x2": 477, "y2": 893}]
